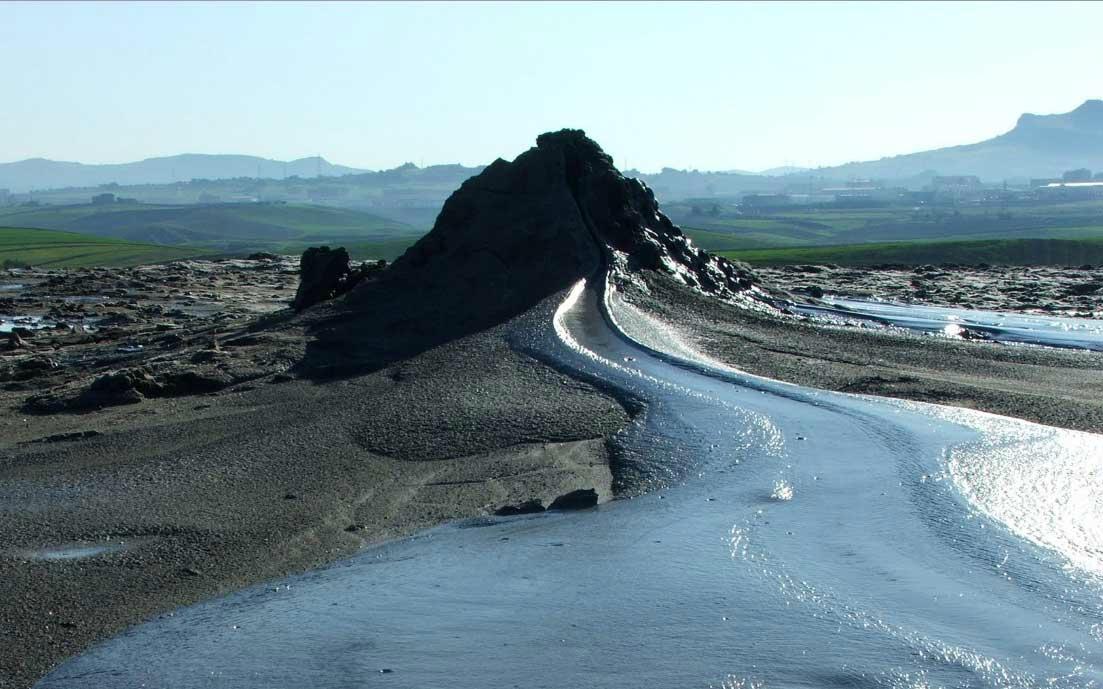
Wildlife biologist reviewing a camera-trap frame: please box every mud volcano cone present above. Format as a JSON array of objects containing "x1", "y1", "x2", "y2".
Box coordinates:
[{"x1": 299, "y1": 129, "x2": 761, "y2": 375}]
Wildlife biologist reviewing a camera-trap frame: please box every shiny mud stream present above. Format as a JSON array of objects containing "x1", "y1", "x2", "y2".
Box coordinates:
[
  {"x1": 38, "y1": 280, "x2": 1103, "y2": 689},
  {"x1": 793, "y1": 296, "x2": 1103, "y2": 351}
]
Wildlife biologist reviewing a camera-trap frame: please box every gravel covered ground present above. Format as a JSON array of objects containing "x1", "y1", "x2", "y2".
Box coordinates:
[
  {"x1": 0, "y1": 264, "x2": 631, "y2": 689},
  {"x1": 762, "y1": 263, "x2": 1103, "y2": 317},
  {"x1": 6, "y1": 256, "x2": 1102, "y2": 688}
]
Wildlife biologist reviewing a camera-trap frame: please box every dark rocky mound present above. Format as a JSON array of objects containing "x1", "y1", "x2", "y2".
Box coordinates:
[
  {"x1": 297, "y1": 129, "x2": 765, "y2": 376},
  {"x1": 292, "y1": 246, "x2": 384, "y2": 311},
  {"x1": 387, "y1": 129, "x2": 760, "y2": 303},
  {"x1": 25, "y1": 365, "x2": 236, "y2": 413}
]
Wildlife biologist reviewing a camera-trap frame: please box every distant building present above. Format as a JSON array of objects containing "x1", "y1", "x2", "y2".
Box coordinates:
[
  {"x1": 1030, "y1": 178, "x2": 1061, "y2": 188},
  {"x1": 1038, "y1": 181, "x2": 1103, "y2": 200},
  {"x1": 784, "y1": 193, "x2": 835, "y2": 205},
  {"x1": 926, "y1": 175, "x2": 983, "y2": 202},
  {"x1": 931, "y1": 175, "x2": 981, "y2": 187},
  {"x1": 930, "y1": 175, "x2": 982, "y2": 192},
  {"x1": 820, "y1": 185, "x2": 902, "y2": 206},
  {"x1": 91, "y1": 192, "x2": 116, "y2": 205},
  {"x1": 741, "y1": 193, "x2": 791, "y2": 209},
  {"x1": 1062, "y1": 168, "x2": 1093, "y2": 182}
]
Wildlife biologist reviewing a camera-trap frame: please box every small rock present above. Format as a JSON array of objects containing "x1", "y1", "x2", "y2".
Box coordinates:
[
  {"x1": 7, "y1": 331, "x2": 28, "y2": 350},
  {"x1": 494, "y1": 499, "x2": 546, "y2": 516},
  {"x1": 33, "y1": 430, "x2": 102, "y2": 444},
  {"x1": 1066, "y1": 282, "x2": 1101, "y2": 296},
  {"x1": 548, "y1": 488, "x2": 598, "y2": 511}
]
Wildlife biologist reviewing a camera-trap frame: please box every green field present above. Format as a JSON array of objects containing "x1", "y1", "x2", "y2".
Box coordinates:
[
  {"x1": 683, "y1": 228, "x2": 771, "y2": 252},
  {"x1": 5, "y1": 196, "x2": 1102, "y2": 268},
  {"x1": 0, "y1": 202, "x2": 423, "y2": 255},
  {"x1": 343, "y1": 238, "x2": 420, "y2": 261},
  {"x1": 674, "y1": 199, "x2": 1103, "y2": 250},
  {"x1": 720, "y1": 238, "x2": 1103, "y2": 267},
  {"x1": 0, "y1": 227, "x2": 205, "y2": 267}
]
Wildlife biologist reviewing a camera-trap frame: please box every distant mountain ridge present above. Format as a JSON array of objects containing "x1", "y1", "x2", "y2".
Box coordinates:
[
  {"x1": 4, "y1": 100, "x2": 1102, "y2": 194},
  {"x1": 758, "y1": 166, "x2": 811, "y2": 177},
  {"x1": 0, "y1": 154, "x2": 366, "y2": 192},
  {"x1": 816, "y1": 100, "x2": 1103, "y2": 181}
]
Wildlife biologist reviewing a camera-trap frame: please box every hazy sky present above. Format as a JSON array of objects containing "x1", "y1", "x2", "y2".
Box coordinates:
[{"x1": 2, "y1": 1, "x2": 1100, "y2": 172}]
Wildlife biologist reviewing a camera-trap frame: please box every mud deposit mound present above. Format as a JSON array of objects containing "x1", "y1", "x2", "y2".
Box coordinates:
[
  {"x1": 297, "y1": 128, "x2": 768, "y2": 376},
  {"x1": 0, "y1": 130, "x2": 771, "y2": 689}
]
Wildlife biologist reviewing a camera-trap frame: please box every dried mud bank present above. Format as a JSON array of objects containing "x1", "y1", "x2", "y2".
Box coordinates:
[
  {"x1": 766, "y1": 264, "x2": 1103, "y2": 317},
  {"x1": 622, "y1": 271, "x2": 1103, "y2": 435},
  {"x1": 1, "y1": 257, "x2": 304, "y2": 413},
  {"x1": 0, "y1": 263, "x2": 631, "y2": 689}
]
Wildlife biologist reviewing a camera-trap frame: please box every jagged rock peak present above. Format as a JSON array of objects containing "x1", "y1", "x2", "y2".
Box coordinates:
[
  {"x1": 389, "y1": 128, "x2": 761, "y2": 302},
  {"x1": 535, "y1": 129, "x2": 763, "y2": 300}
]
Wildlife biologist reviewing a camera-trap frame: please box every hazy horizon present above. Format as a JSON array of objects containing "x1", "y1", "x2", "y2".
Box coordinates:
[{"x1": 2, "y1": 1, "x2": 1100, "y2": 174}]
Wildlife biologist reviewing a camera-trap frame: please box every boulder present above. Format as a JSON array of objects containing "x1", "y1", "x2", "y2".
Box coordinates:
[
  {"x1": 292, "y1": 246, "x2": 363, "y2": 312},
  {"x1": 77, "y1": 370, "x2": 150, "y2": 408}
]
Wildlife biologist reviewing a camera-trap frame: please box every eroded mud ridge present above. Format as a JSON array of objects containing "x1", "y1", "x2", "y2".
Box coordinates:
[{"x1": 770, "y1": 264, "x2": 1103, "y2": 317}]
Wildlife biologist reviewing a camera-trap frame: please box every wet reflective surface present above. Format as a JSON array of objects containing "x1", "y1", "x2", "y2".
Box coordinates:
[
  {"x1": 794, "y1": 296, "x2": 1103, "y2": 351},
  {"x1": 38, "y1": 282, "x2": 1103, "y2": 689},
  {"x1": 17, "y1": 540, "x2": 143, "y2": 562},
  {"x1": 1, "y1": 314, "x2": 98, "y2": 333}
]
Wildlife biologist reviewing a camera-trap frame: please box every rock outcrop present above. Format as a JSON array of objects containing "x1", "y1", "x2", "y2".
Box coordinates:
[
  {"x1": 25, "y1": 365, "x2": 235, "y2": 413},
  {"x1": 387, "y1": 129, "x2": 760, "y2": 306},
  {"x1": 300, "y1": 129, "x2": 766, "y2": 375},
  {"x1": 292, "y1": 246, "x2": 362, "y2": 311}
]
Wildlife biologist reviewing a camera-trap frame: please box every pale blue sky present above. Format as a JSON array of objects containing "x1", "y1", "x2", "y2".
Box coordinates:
[{"x1": 2, "y1": 1, "x2": 1100, "y2": 172}]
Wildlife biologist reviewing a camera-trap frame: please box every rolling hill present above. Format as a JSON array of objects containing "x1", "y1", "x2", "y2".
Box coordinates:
[
  {"x1": 0, "y1": 154, "x2": 365, "y2": 193},
  {"x1": 0, "y1": 202, "x2": 422, "y2": 256},
  {"x1": 815, "y1": 100, "x2": 1103, "y2": 181}
]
